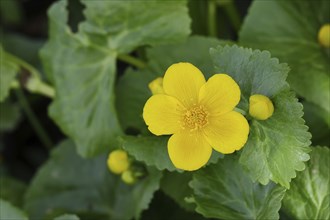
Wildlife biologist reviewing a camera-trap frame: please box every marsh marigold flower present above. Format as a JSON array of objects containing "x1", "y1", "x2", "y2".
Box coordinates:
[
  {"x1": 249, "y1": 94, "x2": 274, "y2": 120},
  {"x1": 143, "y1": 62, "x2": 249, "y2": 171}
]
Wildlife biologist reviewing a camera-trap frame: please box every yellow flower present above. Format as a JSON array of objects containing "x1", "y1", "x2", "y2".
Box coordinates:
[
  {"x1": 148, "y1": 77, "x2": 165, "y2": 95},
  {"x1": 107, "y1": 149, "x2": 130, "y2": 174},
  {"x1": 121, "y1": 170, "x2": 136, "y2": 184},
  {"x1": 318, "y1": 24, "x2": 330, "y2": 47},
  {"x1": 249, "y1": 94, "x2": 274, "y2": 120},
  {"x1": 143, "y1": 62, "x2": 249, "y2": 171}
]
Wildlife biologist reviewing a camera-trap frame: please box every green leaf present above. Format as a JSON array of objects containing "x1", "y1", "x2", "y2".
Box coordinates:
[
  {"x1": 42, "y1": 0, "x2": 122, "y2": 157},
  {"x1": 210, "y1": 45, "x2": 311, "y2": 188},
  {"x1": 121, "y1": 136, "x2": 176, "y2": 171},
  {"x1": 54, "y1": 214, "x2": 80, "y2": 220},
  {"x1": 282, "y1": 147, "x2": 330, "y2": 220},
  {"x1": 81, "y1": 0, "x2": 191, "y2": 54},
  {"x1": 0, "y1": 47, "x2": 19, "y2": 102},
  {"x1": 0, "y1": 100, "x2": 21, "y2": 132},
  {"x1": 116, "y1": 36, "x2": 227, "y2": 133},
  {"x1": 190, "y1": 156, "x2": 286, "y2": 220},
  {"x1": 42, "y1": 0, "x2": 191, "y2": 157},
  {"x1": 24, "y1": 140, "x2": 162, "y2": 220},
  {"x1": 0, "y1": 176, "x2": 26, "y2": 208},
  {"x1": 160, "y1": 171, "x2": 195, "y2": 211},
  {"x1": 239, "y1": 0, "x2": 330, "y2": 114},
  {"x1": 0, "y1": 199, "x2": 28, "y2": 220}
]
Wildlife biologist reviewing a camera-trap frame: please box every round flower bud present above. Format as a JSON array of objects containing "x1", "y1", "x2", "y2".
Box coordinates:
[
  {"x1": 121, "y1": 170, "x2": 136, "y2": 185},
  {"x1": 107, "y1": 150, "x2": 130, "y2": 174},
  {"x1": 148, "y1": 77, "x2": 164, "y2": 95},
  {"x1": 249, "y1": 94, "x2": 274, "y2": 120},
  {"x1": 318, "y1": 24, "x2": 330, "y2": 47}
]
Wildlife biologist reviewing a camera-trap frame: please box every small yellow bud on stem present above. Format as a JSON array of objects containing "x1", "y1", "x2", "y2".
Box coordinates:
[
  {"x1": 318, "y1": 24, "x2": 330, "y2": 48},
  {"x1": 107, "y1": 149, "x2": 130, "y2": 174},
  {"x1": 249, "y1": 94, "x2": 274, "y2": 120},
  {"x1": 121, "y1": 170, "x2": 136, "y2": 185},
  {"x1": 148, "y1": 77, "x2": 164, "y2": 95}
]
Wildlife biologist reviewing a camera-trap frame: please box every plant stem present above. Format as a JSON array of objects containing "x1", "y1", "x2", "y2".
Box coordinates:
[
  {"x1": 117, "y1": 54, "x2": 147, "y2": 69},
  {"x1": 15, "y1": 88, "x2": 53, "y2": 150},
  {"x1": 219, "y1": 0, "x2": 241, "y2": 32},
  {"x1": 6, "y1": 52, "x2": 55, "y2": 98},
  {"x1": 208, "y1": 0, "x2": 218, "y2": 37}
]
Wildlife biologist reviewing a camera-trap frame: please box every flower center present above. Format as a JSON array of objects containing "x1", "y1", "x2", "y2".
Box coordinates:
[{"x1": 182, "y1": 105, "x2": 208, "y2": 131}]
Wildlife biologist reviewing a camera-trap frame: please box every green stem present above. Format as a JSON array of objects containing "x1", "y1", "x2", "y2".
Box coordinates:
[
  {"x1": 220, "y1": 0, "x2": 241, "y2": 32},
  {"x1": 5, "y1": 52, "x2": 55, "y2": 98},
  {"x1": 15, "y1": 88, "x2": 53, "y2": 150},
  {"x1": 208, "y1": 0, "x2": 218, "y2": 37},
  {"x1": 5, "y1": 52, "x2": 40, "y2": 79},
  {"x1": 234, "y1": 107, "x2": 247, "y2": 116},
  {"x1": 117, "y1": 54, "x2": 147, "y2": 69},
  {"x1": 26, "y1": 78, "x2": 55, "y2": 98}
]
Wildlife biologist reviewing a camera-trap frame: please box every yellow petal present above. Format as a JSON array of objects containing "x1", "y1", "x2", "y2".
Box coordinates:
[
  {"x1": 199, "y1": 74, "x2": 241, "y2": 116},
  {"x1": 163, "y1": 63, "x2": 206, "y2": 107},
  {"x1": 168, "y1": 132, "x2": 212, "y2": 171},
  {"x1": 107, "y1": 149, "x2": 130, "y2": 174},
  {"x1": 318, "y1": 24, "x2": 330, "y2": 47},
  {"x1": 143, "y1": 94, "x2": 185, "y2": 135},
  {"x1": 148, "y1": 77, "x2": 164, "y2": 95},
  {"x1": 249, "y1": 94, "x2": 274, "y2": 120},
  {"x1": 203, "y1": 111, "x2": 249, "y2": 154}
]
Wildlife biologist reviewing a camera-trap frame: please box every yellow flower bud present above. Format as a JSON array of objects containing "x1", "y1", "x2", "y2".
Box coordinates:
[
  {"x1": 318, "y1": 24, "x2": 330, "y2": 47},
  {"x1": 107, "y1": 149, "x2": 130, "y2": 174},
  {"x1": 148, "y1": 77, "x2": 164, "y2": 95},
  {"x1": 121, "y1": 170, "x2": 136, "y2": 185},
  {"x1": 249, "y1": 94, "x2": 274, "y2": 120}
]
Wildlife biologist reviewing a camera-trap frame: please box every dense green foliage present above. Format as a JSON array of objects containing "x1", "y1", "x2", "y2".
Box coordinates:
[{"x1": 0, "y1": 0, "x2": 328, "y2": 219}]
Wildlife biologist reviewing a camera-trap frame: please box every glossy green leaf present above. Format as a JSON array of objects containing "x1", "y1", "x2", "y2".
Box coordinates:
[
  {"x1": 54, "y1": 214, "x2": 80, "y2": 220},
  {"x1": 0, "y1": 176, "x2": 26, "y2": 208},
  {"x1": 0, "y1": 100, "x2": 21, "y2": 132},
  {"x1": 210, "y1": 45, "x2": 311, "y2": 188},
  {"x1": 116, "y1": 36, "x2": 226, "y2": 133},
  {"x1": 190, "y1": 156, "x2": 286, "y2": 220},
  {"x1": 121, "y1": 136, "x2": 176, "y2": 171},
  {"x1": 283, "y1": 147, "x2": 330, "y2": 220},
  {"x1": 24, "y1": 140, "x2": 162, "y2": 220},
  {"x1": 0, "y1": 199, "x2": 28, "y2": 220},
  {"x1": 0, "y1": 47, "x2": 19, "y2": 102},
  {"x1": 42, "y1": 0, "x2": 191, "y2": 157},
  {"x1": 239, "y1": 0, "x2": 330, "y2": 114}
]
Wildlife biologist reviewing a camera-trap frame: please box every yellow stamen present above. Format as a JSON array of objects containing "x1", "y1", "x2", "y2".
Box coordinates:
[{"x1": 182, "y1": 105, "x2": 209, "y2": 131}]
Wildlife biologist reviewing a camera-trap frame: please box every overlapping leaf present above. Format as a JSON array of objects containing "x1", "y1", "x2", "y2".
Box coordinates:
[
  {"x1": 282, "y1": 147, "x2": 330, "y2": 220},
  {"x1": 239, "y1": 0, "x2": 330, "y2": 115},
  {"x1": 24, "y1": 140, "x2": 162, "y2": 220},
  {"x1": 41, "y1": 0, "x2": 191, "y2": 157},
  {"x1": 210, "y1": 45, "x2": 311, "y2": 188},
  {"x1": 190, "y1": 156, "x2": 286, "y2": 220}
]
